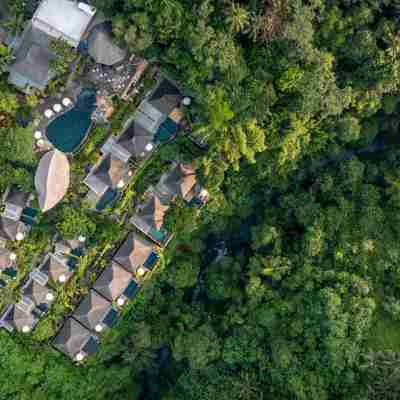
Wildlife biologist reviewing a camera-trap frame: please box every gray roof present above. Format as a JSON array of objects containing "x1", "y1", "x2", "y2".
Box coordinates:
[
  {"x1": 93, "y1": 261, "x2": 133, "y2": 301},
  {"x1": 117, "y1": 121, "x2": 155, "y2": 158},
  {"x1": 73, "y1": 289, "x2": 115, "y2": 332},
  {"x1": 136, "y1": 193, "x2": 170, "y2": 232},
  {"x1": 84, "y1": 154, "x2": 129, "y2": 196},
  {"x1": 20, "y1": 278, "x2": 55, "y2": 310},
  {"x1": 3, "y1": 187, "x2": 30, "y2": 209},
  {"x1": 113, "y1": 233, "x2": 155, "y2": 273},
  {"x1": 0, "y1": 304, "x2": 37, "y2": 332},
  {"x1": 35, "y1": 150, "x2": 70, "y2": 212},
  {"x1": 0, "y1": 216, "x2": 25, "y2": 241},
  {"x1": 134, "y1": 101, "x2": 165, "y2": 134},
  {"x1": 87, "y1": 22, "x2": 126, "y2": 66},
  {"x1": 148, "y1": 79, "x2": 183, "y2": 115},
  {"x1": 158, "y1": 164, "x2": 197, "y2": 200},
  {"x1": 8, "y1": 24, "x2": 55, "y2": 90},
  {"x1": 53, "y1": 318, "x2": 98, "y2": 359},
  {"x1": 32, "y1": 0, "x2": 95, "y2": 48},
  {"x1": 0, "y1": 247, "x2": 13, "y2": 271},
  {"x1": 39, "y1": 253, "x2": 72, "y2": 283}
]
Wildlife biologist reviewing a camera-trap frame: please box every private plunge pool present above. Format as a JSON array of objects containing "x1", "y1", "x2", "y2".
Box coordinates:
[{"x1": 46, "y1": 89, "x2": 97, "y2": 153}]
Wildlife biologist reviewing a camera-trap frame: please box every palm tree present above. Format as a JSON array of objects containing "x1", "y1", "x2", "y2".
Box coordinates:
[{"x1": 225, "y1": 3, "x2": 250, "y2": 34}]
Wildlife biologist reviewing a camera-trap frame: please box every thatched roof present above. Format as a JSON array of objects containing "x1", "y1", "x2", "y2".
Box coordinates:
[
  {"x1": 35, "y1": 150, "x2": 70, "y2": 212},
  {"x1": 87, "y1": 22, "x2": 127, "y2": 66}
]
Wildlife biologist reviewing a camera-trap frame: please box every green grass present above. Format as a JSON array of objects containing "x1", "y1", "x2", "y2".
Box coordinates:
[{"x1": 367, "y1": 309, "x2": 400, "y2": 352}]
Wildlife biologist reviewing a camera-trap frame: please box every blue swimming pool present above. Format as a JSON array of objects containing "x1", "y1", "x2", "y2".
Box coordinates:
[{"x1": 46, "y1": 89, "x2": 97, "y2": 153}]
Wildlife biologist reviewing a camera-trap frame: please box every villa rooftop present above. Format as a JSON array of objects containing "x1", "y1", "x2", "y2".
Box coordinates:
[
  {"x1": 157, "y1": 163, "x2": 197, "y2": 201},
  {"x1": 39, "y1": 253, "x2": 74, "y2": 284},
  {"x1": 20, "y1": 278, "x2": 55, "y2": 313},
  {"x1": 32, "y1": 0, "x2": 96, "y2": 48},
  {"x1": 73, "y1": 289, "x2": 118, "y2": 334},
  {"x1": 0, "y1": 303, "x2": 38, "y2": 333},
  {"x1": 148, "y1": 79, "x2": 183, "y2": 115},
  {"x1": 113, "y1": 232, "x2": 157, "y2": 274},
  {"x1": 8, "y1": 24, "x2": 56, "y2": 92},
  {"x1": 93, "y1": 261, "x2": 139, "y2": 304},
  {"x1": 53, "y1": 318, "x2": 99, "y2": 361},
  {"x1": 84, "y1": 154, "x2": 131, "y2": 198}
]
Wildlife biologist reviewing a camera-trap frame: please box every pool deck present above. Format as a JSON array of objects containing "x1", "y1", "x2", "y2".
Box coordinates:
[
  {"x1": 33, "y1": 88, "x2": 78, "y2": 152},
  {"x1": 33, "y1": 84, "x2": 97, "y2": 154}
]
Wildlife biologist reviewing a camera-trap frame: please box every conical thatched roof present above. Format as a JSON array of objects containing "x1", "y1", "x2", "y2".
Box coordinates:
[{"x1": 35, "y1": 150, "x2": 70, "y2": 212}]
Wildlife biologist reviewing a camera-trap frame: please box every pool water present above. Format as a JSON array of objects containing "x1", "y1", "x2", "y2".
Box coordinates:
[
  {"x1": 155, "y1": 118, "x2": 178, "y2": 143},
  {"x1": 46, "y1": 89, "x2": 97, "y2": 153},
  {"x1": 96, "y1": 188, "x2": 120, "y2": 211}
]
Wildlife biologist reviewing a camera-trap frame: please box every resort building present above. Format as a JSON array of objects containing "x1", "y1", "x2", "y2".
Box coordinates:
[
  {"x1": 101, "y1": 121, "x2": 155, "y2": 162},
  {"x1": 130, "y1": 191, "x2": 171, "y2": 246},
  {"x1": 38, "y1": 253, "x2": 76, "y2": 284},
  {"x1": 157, "y1": 163, "x2": 208, "y2": 205},
  {"x1": 0, "y1": 187, "x2": 34, "y2": 242},
  {"x1": 35, "y1": 150, "x2": 70, "y2": 212},
  {"x1": 0, "y1": 300, "x2": 38, "y2": 333},
  {"x1": 92, "y1": 261, "x2": 139, "y2": 307},
  {"x1": 53, "y1": 318, "x2": 99, "y2": 362},
  {"x1": 113, "y1": 232, "x2": 159, "y2": 277},
  {"x1": 83, "y1": 153, "x2": 132, "y2": 208},
  {"x1": 20, "y1": 276, "x2": 55, "y2": 315},
  {"x1": 72, "y1": 289, "x2": 118, "y2": 335},
  {"x1": 0, "y1": 247, "x2": 16, "y2": 273},
  {"x1": 101, "y1": 78, "x2": 184, "y2": 165},
  {"x1": 7, "y1": 0, "x2": 96, "y2": 92}
]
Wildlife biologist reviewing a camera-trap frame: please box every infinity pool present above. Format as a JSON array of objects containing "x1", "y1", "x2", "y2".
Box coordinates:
[{"x1": 46, "y1": 89, "x2": 97, "y2": 153}]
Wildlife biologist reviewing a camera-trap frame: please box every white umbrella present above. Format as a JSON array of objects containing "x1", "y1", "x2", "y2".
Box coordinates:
[
  {"x1": 34, "y1": 131, "x2": 42, "y2": 140},
  {"x1": 117, "y1": 297, "x2": 126, "y2": 306},
  {"x1": 62, "y1": 97, "x2": 72, "y2": 107},
  {"x1": 53, "y1": 104, "x2": 62, "y2": 113},
  {"x1": 44, "y1": 109, "x2": 54, "y2": 119},
  {"x1": 16, "y1": 232, "x2": 24, "y2": 241},
  {"x1": 145, "y1": 143, "x2": 154, "y2": 152}
]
